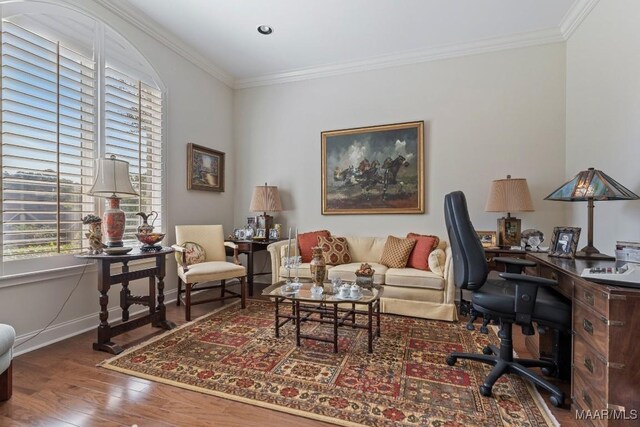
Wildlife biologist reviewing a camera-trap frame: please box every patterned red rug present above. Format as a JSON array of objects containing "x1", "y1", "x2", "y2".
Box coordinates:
[{"x1": 100, "y1": 300, "x2": 557, "y2": 426}]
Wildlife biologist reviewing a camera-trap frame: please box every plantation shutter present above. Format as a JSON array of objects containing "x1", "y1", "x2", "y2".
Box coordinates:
[
  {"x1": 1, "y1": 21, "x2": 96, "y2": 259},
  {"x1": 104, "y1": 66, "x2": 163, "y2": 242}
]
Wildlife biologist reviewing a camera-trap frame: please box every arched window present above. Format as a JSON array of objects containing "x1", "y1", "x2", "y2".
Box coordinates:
[{"x1": 0, "y1": 1, "x2": 165, "y2": 274}]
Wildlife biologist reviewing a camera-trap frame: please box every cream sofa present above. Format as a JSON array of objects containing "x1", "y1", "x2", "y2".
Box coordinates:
[{"x1": 267, "y1": 236, "x2": 457, "y2": 321}]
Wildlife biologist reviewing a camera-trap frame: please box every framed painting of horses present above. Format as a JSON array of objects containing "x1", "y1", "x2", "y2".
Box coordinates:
[{"x1": 321, "y1": 121, "x2": 424, "y2": 215}]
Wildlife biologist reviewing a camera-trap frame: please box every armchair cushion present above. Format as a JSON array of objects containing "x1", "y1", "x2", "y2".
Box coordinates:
[
  {"x1": 0, "y1": 324, "x2": 15, "y2": 375},
  {"x1": 379, "y1": 236, "x2": 416, "y2": 268},
  {"x1": 298, "y1": 230, "x2": 331, "y2": 262},
  {"x1": 174, "y1": 242, "x2": 206, "y2": 266},
  {"x1": 178, "y1": 261, "x2": 246, "y2": 283},
  {"x1": 318, "y1": 236, "x2": 352, "y2": 265},
  {"x1": 406, "y1": 233, "x2": 439, "y2": 271}
]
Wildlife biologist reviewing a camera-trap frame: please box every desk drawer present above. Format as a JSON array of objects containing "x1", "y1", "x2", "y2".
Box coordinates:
[
  {"x1": 574, "y1": 280, "x2": 609, "y2": 318},
  {"x1": 574, "y1": 370, "x2": 608, "y2": 427},
  {"x1": 573, "y1": 333, "x2": 608, "y2": 401},
  {"x1": 574, "y1": 300, "x2": 609, "y2": 357},
  {"x1": 538, "y1": 265, "x2": 573, "y2": 298}
]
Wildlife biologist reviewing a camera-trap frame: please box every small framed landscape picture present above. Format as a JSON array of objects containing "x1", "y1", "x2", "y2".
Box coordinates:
[
  {"x1": 476, "y1": 230, "x2": 497, "y2": 248},
  {"x1": 187, "y1": 143, "x2": 225, "y2": 192},
  {"x1": 548, "y1": 227, "x2": 581, "y2": 258}
]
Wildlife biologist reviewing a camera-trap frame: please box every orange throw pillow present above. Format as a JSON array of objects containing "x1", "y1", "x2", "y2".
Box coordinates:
[
  {"x1": 318, "y1": 236, "x2": 352, "y2": 265},
  {"x1": 297, "y1": 230, "x2": 331, "y2": 262},
  {"x1": 406, "y1": 233, "x2": 440, "y2": 271}
]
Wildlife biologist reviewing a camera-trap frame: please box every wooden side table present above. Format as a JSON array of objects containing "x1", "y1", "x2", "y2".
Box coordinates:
[
  {"x1": 76, "y1": 247, "x2": 176, "y2": 354},
  {"x1": 226, "y1": 239, "x2": 281, "y2": 296}
]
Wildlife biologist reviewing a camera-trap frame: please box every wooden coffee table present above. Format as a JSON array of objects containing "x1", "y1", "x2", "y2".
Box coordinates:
[{"x1": 262, "y1": 281, "x2": 383, "y2": 353}]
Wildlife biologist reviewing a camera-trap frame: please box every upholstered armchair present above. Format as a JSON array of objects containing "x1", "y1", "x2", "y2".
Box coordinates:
[
  {"x1": 172, "y1": 225, "x2": 247, "y2": 321},
  {"x1": 0, "y1": 324, "x2": 16, "y2": 401}
]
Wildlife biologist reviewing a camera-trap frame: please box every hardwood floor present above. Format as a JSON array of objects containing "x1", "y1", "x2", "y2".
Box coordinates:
[{"x1": 1, "y1": 282, "x2": 577, "y2": 426}]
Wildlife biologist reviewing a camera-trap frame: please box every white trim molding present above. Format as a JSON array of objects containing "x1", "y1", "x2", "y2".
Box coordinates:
[{"x1": 559, "y1": 0, "x2": 601, "y2": 40}]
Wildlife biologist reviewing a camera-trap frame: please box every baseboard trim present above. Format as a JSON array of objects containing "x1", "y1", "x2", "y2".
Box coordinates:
[{"x1": 13, "y1": 289, "x2": 177, "y2": 357}]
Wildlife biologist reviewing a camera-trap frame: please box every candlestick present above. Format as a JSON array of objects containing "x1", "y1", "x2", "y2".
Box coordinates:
[
  {"x1": 287, "y1": 227, "x2": 292, "y2": 259},
  {"x1": 294, "y1": 227, "x2": 299, "y2": 282}
]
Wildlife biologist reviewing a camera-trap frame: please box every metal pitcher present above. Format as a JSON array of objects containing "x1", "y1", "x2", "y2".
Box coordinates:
[{"x1": 136, "y1": 211, "x2": 158, "y2": 234}]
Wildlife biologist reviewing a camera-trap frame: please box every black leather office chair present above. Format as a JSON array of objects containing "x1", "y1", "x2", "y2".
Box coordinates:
[{"x1": 444, "y1": 191, "x2": 570, "y2": 407}]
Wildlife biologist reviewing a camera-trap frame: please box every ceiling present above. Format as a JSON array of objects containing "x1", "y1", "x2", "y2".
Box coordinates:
[{"x1": 100, "y1": 0, "x2": 596, "y2": 88}]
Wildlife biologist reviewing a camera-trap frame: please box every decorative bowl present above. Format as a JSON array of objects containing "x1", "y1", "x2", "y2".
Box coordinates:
[
  {"x1": 355, "y1": 272, "x2": 374, "y2": 288},
  {"x1": 136, "y1": 232, "x2": 165, "y2": 247}
]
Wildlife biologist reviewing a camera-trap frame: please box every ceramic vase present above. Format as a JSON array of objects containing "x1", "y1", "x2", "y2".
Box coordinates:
[
  {"x1": 309, "y1": 246, "x2": 326, "y2": 287},
  {"x1": 103, "y1": 197, "x2": 125, "y2": 247}
]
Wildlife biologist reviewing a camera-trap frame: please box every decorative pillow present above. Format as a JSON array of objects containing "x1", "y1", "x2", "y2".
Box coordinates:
[
  {"x1": 379, "y1": 236, "x2": 416, "y2": 268},
  {"x1": 318, "y1": 236, "x2": 352, "y2": 265},
  {"x1": 174, "y1": 242, "x2": 206, "y2": 266},
  {"x1": 428, "y1": 248, "x2": 446, "y2": 276},
  {"x1": 297, "y1": 230, "x2": 331, "y2": 262},
  {"x1": 406, "y1": 233, "x2": 440, "y2": 271}
]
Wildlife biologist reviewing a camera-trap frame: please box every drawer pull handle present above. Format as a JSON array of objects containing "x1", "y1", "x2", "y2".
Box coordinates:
[
  {"x1": 584, "y1": 291, "x2": 595, "y2": 306},
  {"x1": 583, "y1": 391, "x2": 593, "y2": 408},
  {"x1": 583, "y1": 319, "x2": 594, "y2": 335},
  {"x1": 584, "y1": 356, "x2": 594, "y2": 373}
]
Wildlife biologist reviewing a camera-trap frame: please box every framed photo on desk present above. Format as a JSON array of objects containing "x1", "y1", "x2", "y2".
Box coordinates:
[{"x1": 548, "y1": 226, "x2": 581, "y2": 258}]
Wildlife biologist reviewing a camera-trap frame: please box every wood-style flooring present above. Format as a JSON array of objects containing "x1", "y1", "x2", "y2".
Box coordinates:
[{"x1": 1, "y1": 283, "x2": 577, "y2": 426}]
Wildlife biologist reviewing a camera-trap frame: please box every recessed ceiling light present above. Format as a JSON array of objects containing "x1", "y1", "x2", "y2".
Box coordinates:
[{"x1": 257, "y1": 25, "x2": 273, "y2": 35}]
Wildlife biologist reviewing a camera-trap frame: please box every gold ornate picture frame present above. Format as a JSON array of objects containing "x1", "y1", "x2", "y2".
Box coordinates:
[
  {"x1": 476, "y1": 230, "x2": 498, "y2": 248},
  {"x1": 321, "y1": 121, "x2": 424, "y2": 215},
  {"x1": 187, "y1": 143, "x2": 225, "y2": 192}
]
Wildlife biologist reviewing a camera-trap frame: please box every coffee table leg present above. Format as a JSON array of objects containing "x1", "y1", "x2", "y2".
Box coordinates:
[
  {"x1": 376, "y1": 300, "x2": 381, "y2": 337},
  {"x1": 368, "y1": 303, "x2": 373, "y2": 353},
  {"x1": 333, "y1": 304, "x2": 339, "y2": 353},
  {"x1": 275, "y1": 297, "x2": 280, "y2": 338},
  {"x1": 351, "y1": 303, "x2": 356, "y2": 328},
  {"x1": 295, "y1": 301, "x2": 301, "y2": 347}
]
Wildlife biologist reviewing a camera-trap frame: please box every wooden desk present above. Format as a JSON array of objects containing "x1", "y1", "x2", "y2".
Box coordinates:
[
  {"x1": 76, "y1": 247, "x2": 176, "y2": 354},
  {"x1": 526, "y1": 253, "x2": 640, "y2": 425},
  {"x1": 226, "y1": 239, "x2": 280, "y2": 297},
  {"x1": 484, "y1": 247, "x2": 527, "y2": 271}
]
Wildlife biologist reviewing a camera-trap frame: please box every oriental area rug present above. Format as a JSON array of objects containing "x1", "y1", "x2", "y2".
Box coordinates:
[{"x1": 100, "y1": 300, "x2": 558, "y2": 427}]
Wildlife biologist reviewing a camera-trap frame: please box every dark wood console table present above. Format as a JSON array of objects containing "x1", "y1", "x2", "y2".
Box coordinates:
[
  {"x1": 526, "y1": 253, "x2": 640, "y2": 425},
  {"x1": 76, "y1": 247, "x2": 176, "y2": 354},
  {"x1": 225, "y1": 239, "x2": 281, "y2": 297}
]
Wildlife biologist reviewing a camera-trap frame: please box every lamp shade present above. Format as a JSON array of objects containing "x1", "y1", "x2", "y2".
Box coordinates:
[
  {"x1": 545, "y1": 168, "x2": 639, "y2": 201},
  {"x1": 88, "y1": 155, "x2": 138, "y2": 198},
  {"x1": 250, "y1": 184, "x2": 282, "y2": 212},
  {"x1": 485, "y1": 176, "x2": 534, "y2": 213}
]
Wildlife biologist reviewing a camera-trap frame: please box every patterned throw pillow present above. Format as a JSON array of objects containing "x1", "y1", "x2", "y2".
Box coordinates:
[
  {"x1": 318, "y1": 236, "x2": 352, "y2": 265},
  {"x1": 174, "y1": 242, "x2": 206, "y2": 266},
  {"x1": 297, "y1": 230, "x2": 331, "y2": 262},
  {"x1": 379, "y1": 236, "x2": 416, "y2": 268},
  {"x1": 406, "y1": 233, "x2": 440, "y2": 271}
]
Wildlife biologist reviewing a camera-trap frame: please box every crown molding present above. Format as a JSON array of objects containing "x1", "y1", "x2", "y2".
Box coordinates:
[
  {"x1": 234, "y1": 28, "x2": 564, "y2": 89},
  {"x1": 559, "y1": 0, "x2": 600, "y2": 40},
  {"x1": 92, "y1": 0, "x2": 234, "y2": 87}
]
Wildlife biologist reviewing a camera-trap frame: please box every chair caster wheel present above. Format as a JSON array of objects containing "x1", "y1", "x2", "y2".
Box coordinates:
[
  {"x1": 466, "y1": 323, "x2": 475, "y2": 331},
  {"x1": 446, "y1": 356, "x2": 457, "y2": 366},
  {"x1": 549, "y1": 394, "x2": 564, "y2": 407},
  {"x1": 479, "y1": 326, "x2": 489, "y2": 334},
  {"x1": 541, "y1": 366, "x2": 556, "y2": 377},
  {"x1": 482, "y1": 346, "x2": 492, "y2": 355},
  {"x1": 479, "y1": 385, "x2": 492, "y2": 397}
]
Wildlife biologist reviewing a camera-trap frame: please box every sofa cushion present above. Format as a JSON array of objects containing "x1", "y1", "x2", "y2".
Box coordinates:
[
  {"x1": 428, "y1": 248, "x2": 446, "y2": 276},
  {"x1": 297, "y1": 230, "x2": 331, "y2": 262},
  {"x1": 327, "y1": 263, "x2": 387, "y2": 284},
  {"x1": 406, "y1": 233, "x2": 439, "y2": 271},
  {"x1": 345, "y1": 236, "x2": 387, "y2": 262},
  {"x1": 379, "y1": 236, "x2": 416, "y2": 268},
  {"x1": 385, "y1": 268, "x2": 445, "y2": 290},
  {"x1": 318, "y1": 236, "x2": 352, "y2": 265}
]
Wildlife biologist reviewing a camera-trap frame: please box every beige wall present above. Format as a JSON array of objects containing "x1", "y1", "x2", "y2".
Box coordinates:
[
  {"x1": 234, "y1": 43, "x2": 567, "y2": 242},
  {"x1": 566, "y1": 0, "x2": 640, "y2": 252}
]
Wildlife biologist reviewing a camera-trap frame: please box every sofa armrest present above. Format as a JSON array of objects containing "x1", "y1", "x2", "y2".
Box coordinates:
[
  {"x1": 267, "y1": 240, "x2": 291, "y2": 285},
  {"x1": 443, "y1": 245, "x2": 456, "y2": 309}
]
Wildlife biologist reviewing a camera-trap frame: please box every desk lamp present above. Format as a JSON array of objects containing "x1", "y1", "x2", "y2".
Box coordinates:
[
  {"x1": 249, "y1": 183, "x2": 282, "y2": 240},
  {"x1": 88, "y1": 155, "x2": 138, "y2": 247},
  {"x1": 485, "y1": 175, "x2": 534, "y2": 247},
  {"x1": 545, "y1": 168, "x2": 639, "y2": 260}
]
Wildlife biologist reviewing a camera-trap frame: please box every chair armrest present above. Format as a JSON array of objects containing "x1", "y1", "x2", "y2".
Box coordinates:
[
  {"x1": 171, "y1": 244, "x2": 188, "y2": 271},
  {"x1": 267, "y1": 240, "x2": 290, "y2": 284},
  {"x1": 498, "y1": 272, "x2": 558, "y2": 326},
  {"x1": 224, "y1": 241, "x2": 240, "y2": 264},
  {"x1": 494, "y1": 257, "x2": 536, "y2": 274}
]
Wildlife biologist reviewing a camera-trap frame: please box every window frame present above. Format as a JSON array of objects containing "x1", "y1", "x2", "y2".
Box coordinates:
[{"x1": 0, "y1": 1, "x2": 167, "y2": 277}]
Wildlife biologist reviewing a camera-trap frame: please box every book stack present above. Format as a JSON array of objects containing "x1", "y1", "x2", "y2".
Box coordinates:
[{"x1": 615, "y1": 241, "x2": 640, "y2": 263}]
